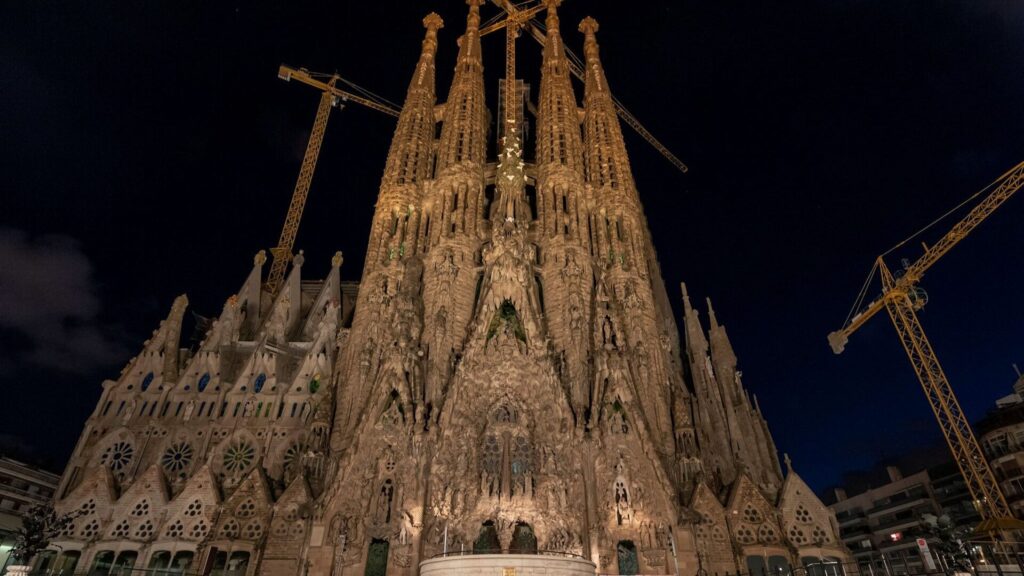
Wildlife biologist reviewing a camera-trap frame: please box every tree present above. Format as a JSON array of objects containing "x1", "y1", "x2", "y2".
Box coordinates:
[
  {"x1": 920, "y1": 513, "x2": 973, "y2": 575},
  {"x1": 10, "y1": 504, "x2": 76, "y2": 565}
]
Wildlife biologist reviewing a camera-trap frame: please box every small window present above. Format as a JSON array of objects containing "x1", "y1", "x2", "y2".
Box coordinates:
[
  {"x1": 254, "y1": 373, "x2": 267, "y2": 393},
  {"x1": 141, "y1": 372, "x2": 154, "y2": 392},
  {"x1": 197, "y1": 373, "x2": 211, "y2": 392}
]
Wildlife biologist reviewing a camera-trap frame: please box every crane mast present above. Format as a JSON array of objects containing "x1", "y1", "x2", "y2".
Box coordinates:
[
  {"x1": 829, "y1": 161, "x2": 1024, "y2": 528},
  {"x1": 266, "y1": 67, "x2": 401, "y2": 296},
  {"x1": 266, "y1": 81, "x2": 337, "y2": 297}
]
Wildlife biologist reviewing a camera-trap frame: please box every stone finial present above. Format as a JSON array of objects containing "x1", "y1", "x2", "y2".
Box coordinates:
[
  {"x1": 293, "y1": 249, "x2": 305, "y2": 269},
  {"x1": 332, "y1": 251, "x2": 344, "y2": 268},
  {"x1": 783, "y1": 453, "x2": 793, "y2": 474},
  {"x1": 423, "y1": 12, "x2": 444, "y2": 31},
  {"x1": 579, "y1": 17, "x2": 600, "y2": 61},
  {"x1": 706, "y1": 297, "x2": 719, "y2": 328},
  {"x1": 579, "y1": 16, "x2": 599, "y2": 36},
  {"x1": 254, "y1": 250, "x2": 267, "y2": 266},
  {"x1": 545, "y1": 0, "x2": 562, "y2": 29},
  {"x1": 466, "y1": 0, "x2": 483, "y2": 29}
]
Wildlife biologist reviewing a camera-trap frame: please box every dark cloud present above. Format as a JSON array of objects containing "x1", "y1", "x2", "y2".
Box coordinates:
[{"x1": 0, "y1": 227, "x2": 126, "y2": 375}]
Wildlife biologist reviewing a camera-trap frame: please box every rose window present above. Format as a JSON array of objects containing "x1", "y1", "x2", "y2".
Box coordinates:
[
  {"x1": 788, "y1": 526, "x2": 809, "y2": 545},
  {"x1": 161, "y1": 442, "x2": 194, "y2": 473},
  {"x1": 812, "y1": 526, "x2": 829, "y2": 543},
  {"x1": 283, "y1": 442, "x2": 306, "y2": 473},
  {"x1": 100, "y1": 441, "x2": 135, "y2": 471},
  {"x1": 223, "y1": 442, "x2": 256, "y2": 473},
  {"x1": 736, "y1": 526, "x2": 756, "y2": 544},
  {"x1": 80, "y1": 499, "x2": 97, "y2": 514}
]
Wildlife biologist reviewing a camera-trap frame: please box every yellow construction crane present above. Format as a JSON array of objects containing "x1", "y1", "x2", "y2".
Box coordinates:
[
  {"x1": 484, "y1": 0, "x2": 689, "y2": 173},
  {"x1": 269, "y1": 2, "x2": 689, "y2": 295},
  {"x1": 265, "y1": 66, "x2": 401, "y2": 296},
  {"x1": 829, "y1": 161, "x2": 1024, "y2": 531}
]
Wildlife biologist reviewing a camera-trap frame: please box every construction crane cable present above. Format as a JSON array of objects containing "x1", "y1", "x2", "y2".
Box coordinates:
[
  {"x1": 843, "y1": 261, "x2": 879, "y2": 328},
  {"x1": 879, "y1": 178, "x2": 996, "y2": 259},
  {"x1": 337, "y1": 77, "x2": 401, "y2": 110}
]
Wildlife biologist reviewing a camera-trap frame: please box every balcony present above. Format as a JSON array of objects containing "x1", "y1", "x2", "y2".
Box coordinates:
[{"x1": 867, "y1": 491, "x2": 930, "y2": 515}]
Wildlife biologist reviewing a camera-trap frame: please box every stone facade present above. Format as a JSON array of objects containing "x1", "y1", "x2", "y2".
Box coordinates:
[{"x1": 48, "y1": 2, "x2": 849, "y2": 575}]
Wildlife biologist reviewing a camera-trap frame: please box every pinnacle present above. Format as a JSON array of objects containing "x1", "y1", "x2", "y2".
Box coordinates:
[
  {"x1": 422, "y1": 12, "x2": 444, "y2": 31},
  {"x1": 706, "y1": 297, "x2": 719, "y2": 328},
  {"x1": 579, "y1": 16, "x2": 599, "y2": 35}
]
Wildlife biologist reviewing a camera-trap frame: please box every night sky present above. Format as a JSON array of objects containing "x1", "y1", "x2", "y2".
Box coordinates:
[{"x1": 3, "y1": 0, "x2": 1023, "y2": 495}]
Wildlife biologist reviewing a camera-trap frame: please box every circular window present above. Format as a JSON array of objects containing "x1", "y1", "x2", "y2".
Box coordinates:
[
  {"x1": 198, "y1": 373, "x2": 211, "y2": 392},
  {"x1": 100, "y1": 441, "x2": 135, "y2": 471},
  {"x1": 135, "y1": 520, "x2": 155, "y2": 540},
  {"x1": 161, "y1": 442, "x2": 194, "y2": 473},
  {"x1": 141, "y1": 372, "x2": 154, "y2": 391},
  {"x1": 236, "y1": 499, "x2": 257, "y2": 518},
  {"x1": 130, "y1": 499, "x2": 150, "y2": 517},
  {"x1": 283, "y1": 442, "x2": 306, "y2": 474},
  {"x1": 742, "y1": 505, "x2": 763, "y2": 524},
  {"x1": 166, "y1": 520, "x2": 185, "y2": 539},
  {"x1": 243, "y1": 521, "x2": 264, "y2": 540},
  {"x1": 254, "y1": 373, "x2": 267, "y2": 393},
  {"x1": 184, "y1": 499, "x2": 204, "y2": 517},
  {"x1": 80, "y1": 519, "x2": 100, "y2": 539},
  {"x1": 223, "y1": 442, "x2": 256, "y2": 474},
  {"x1": 189, "y1": 520, "x2": 209, "y2": 539},
  {"x1": 221, "y1": 519, "x2": 240, "y2": 539}
]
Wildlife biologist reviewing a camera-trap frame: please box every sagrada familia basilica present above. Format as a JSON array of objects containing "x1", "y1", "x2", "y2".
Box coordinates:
[{"x1": 46, "y1": 1, "x2": 851, "y2": 574}]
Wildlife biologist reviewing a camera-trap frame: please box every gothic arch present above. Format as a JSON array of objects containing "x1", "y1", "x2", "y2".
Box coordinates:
[
  {"x1": 726, "y1": 474, "x2": 783, "y2": 549},
  {"x1": 778, "y1": 470, "x2": 841, "y2": 550}
]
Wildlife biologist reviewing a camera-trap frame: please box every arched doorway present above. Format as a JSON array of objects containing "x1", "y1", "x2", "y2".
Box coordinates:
[
  {"x1": 364, "y1": 539, "x2": 389, "y2": 576},
  {"x1": 617, "y1": 540, "x2": 639, "y2": 575},
  {"x1": 473, "y1": 521, "x2": 501, "y2": 554},
  {"x1": 509, "y1": 522, "x2": 537, "y2": 554}
]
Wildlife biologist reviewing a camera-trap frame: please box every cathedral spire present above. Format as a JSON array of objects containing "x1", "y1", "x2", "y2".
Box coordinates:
[
  {"x1": 537, "y1": 0, "x2": 583, "y2": 173},
  {"x1": 579, "y1": 17, "x2": 637, "y2": 203},
  {"x1": 435, "y1": 0, "x2": 488, "y2": 172},
  {"x1": 380, "y1": 13, "x2": 444, "y2": 188}
]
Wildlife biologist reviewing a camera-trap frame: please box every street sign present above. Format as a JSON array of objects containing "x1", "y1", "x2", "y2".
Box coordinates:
[{"x1": 916, "y1": 538, "x2": 937, "y2": 571}]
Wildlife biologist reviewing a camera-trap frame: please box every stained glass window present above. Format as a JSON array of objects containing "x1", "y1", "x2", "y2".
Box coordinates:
[
  {"x1": 141, "y1": 372, "x2": 154, "y2": 392},
  {"x1": 254, "y1": 373, "x2": 267, "y2": 393},
  {"x1": 223, "y1": 442, "x2": 256, "y2": 473},
  {"x1": 197, "y1": 373, "x2": 211, "y2": 392},
  {"x1": 161, "y1": 443, "x2": 194, "y2": 473},
  {"x1": 100, "y1": 441, "x2": 135, "y2": 471}
]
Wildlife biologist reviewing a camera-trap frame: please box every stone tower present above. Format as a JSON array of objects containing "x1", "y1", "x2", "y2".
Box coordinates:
[{"x1": 48, "y1": 3, "x2": 850, "y2": 576}]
